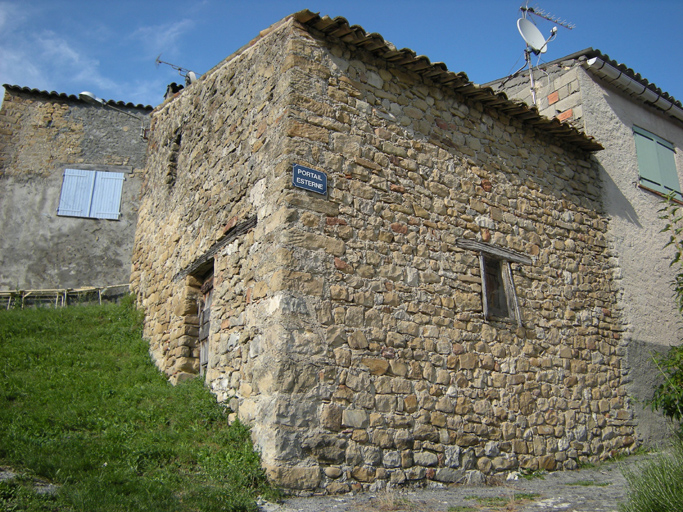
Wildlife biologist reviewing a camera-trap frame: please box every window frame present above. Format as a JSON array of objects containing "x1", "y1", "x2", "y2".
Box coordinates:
[
  {"x1": 456, "y1": 239, "x2": 532, "y2": 327},
  {"x1": 195, "y1": 264, "x2": 214, "y2": 377},
  {"x1": 633, "y1": 125, "x2": 680, "y2": 199},
  {"x1": 57, "y1": 168, "x2": 125, "y2": 220}
]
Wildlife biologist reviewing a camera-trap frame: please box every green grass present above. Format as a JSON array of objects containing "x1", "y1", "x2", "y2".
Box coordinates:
[
  {"x1": 0, "y1": 297, "x2": 276, "y2": 511},
  {"x1": 519, "y1": 467, "x2": 546, "y2": 480},
  {"x1": 619, "y1": 437, "x2": 683, "y2": 512}
]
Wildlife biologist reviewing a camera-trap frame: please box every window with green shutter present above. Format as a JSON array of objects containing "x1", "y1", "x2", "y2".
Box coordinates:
[
  {"x1": 633, "y1": 126, "x2": 680, "y2": 199},
  {"x1": 57, "y1": 169, "x2": 125, "y2": 220}
]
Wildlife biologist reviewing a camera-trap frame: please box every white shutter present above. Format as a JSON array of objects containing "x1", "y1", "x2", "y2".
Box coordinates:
[
  {"x1": 90, "y1": 172, "x2": 125, "y2": 220},
  {"x1": 57, "y1": 169, "x2": 96, "y2": 217}
]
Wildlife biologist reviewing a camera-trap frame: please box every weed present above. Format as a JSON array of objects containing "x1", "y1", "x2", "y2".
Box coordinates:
[
  {"x1": 374, "y1": 489, "x2": 414, "y2": 510},
  {"x1": 513, "y1": 492, "x2": 540, "y2": 500},
  {"x1": 519, "y1": 467, "x2": 546, "y2": 480},
  {"x1": 619, "y1": 438, "x2": 683, "y2": 511},
  {"x1": 447, "y1": 506, "x2": 476, "y2": 512},
  {"x1": 473, "y1": 496, "x2": 508, "y2": 506},
  {"x1": 462, "y1": 492, "x2": 539, "y2": 510}
]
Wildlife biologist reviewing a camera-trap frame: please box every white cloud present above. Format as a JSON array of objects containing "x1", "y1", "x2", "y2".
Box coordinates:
[
  {"x1": 131, "y1": 19, "x2": 195, "y2": 59},
  {"x1": 0, "y1": 1, "x2": 24, "y2": 33},
  {"x1": 34, "y1": 32, "x2": 118, "y2": 91},
  {"x1": 0, "y1": 4, "x2": 196, "y2": 106}
]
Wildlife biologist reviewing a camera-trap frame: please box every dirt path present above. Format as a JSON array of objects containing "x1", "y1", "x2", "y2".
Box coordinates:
[{"x1": 259, "y1": 453, "x2": 655, "y2": 512}]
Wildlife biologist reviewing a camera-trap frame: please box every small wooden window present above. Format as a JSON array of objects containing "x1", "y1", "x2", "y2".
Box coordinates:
[
  {"x1": 480, "y1": 255, "x2": 521, "y2": 325},
  {"x1": 483, "y1": 257, "x2": 509, "y2": 318},
  {"x1": 456, "y1": 239, "x2": 531, "y2": 328}
]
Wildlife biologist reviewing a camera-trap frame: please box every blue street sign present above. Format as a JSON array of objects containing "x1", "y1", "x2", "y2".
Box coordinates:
[{"x1": 292, "y1": 164, "x2": 327, "y2": 195}]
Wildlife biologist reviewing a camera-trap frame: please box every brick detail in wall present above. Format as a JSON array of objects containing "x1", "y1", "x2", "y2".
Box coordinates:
[{"x1": 557, "y1": 109, "x2": 574, "y2": 122}]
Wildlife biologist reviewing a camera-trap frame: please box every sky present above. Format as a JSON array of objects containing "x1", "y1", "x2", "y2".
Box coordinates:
[{"x1": 1, "y1": 0, "x2": 682, "y2": 108}]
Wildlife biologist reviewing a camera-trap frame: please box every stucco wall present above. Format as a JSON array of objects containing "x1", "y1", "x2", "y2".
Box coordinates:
[
  {"x1": 579, "y1": 69, "x2": 683, "y2": 444},
  {"x1": 0, "y1": 88, "x2": 149, "y2": 290}
]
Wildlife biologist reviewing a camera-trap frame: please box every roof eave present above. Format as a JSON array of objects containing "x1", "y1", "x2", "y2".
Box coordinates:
[{"x1": 292, "y1": 10, "x2": 602, "y2": 152}]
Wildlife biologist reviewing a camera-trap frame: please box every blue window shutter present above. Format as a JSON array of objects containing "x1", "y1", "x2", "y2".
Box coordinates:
[
  {"x1": 57, "y1": 169, "x2": 95, "y2": 217},
  {"x1": 634, "y1": 126, "x2": 680, "y2": 196},
  {"x1": 90, "y1": 172, "x2": 125, "y2": 220}
]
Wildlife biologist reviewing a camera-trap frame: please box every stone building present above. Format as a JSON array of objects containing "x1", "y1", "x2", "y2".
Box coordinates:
[
  {"x1": 487, "y1": 49, "x2": 683, "y2": 446},
  {"x1": 132, "y1": 12, "x2": 637, "y2": 491},
  {"x1": 0, "y1": 85, "x2": 151, "y2": 296}
]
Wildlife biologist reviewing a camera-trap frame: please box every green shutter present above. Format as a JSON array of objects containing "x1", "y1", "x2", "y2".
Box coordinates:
[{"x1": 633, "y1": 126, "x2": 680, "y2": 197}]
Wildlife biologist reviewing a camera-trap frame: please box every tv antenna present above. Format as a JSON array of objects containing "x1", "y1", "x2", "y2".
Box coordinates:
[
  {"x1": 155, "y1": 55, "x2": 198, "y2": 85},
  {"x1": 512, "y1": 2, "x2": 574, "y2": 105},
  {"x1": 520, "y1": 4, "x2": 575, "y2": 30}
]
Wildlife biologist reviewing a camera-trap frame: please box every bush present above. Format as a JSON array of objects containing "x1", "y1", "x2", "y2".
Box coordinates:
[{"x1": 650, "y1": 345, "x2": 683, "y2": 431}]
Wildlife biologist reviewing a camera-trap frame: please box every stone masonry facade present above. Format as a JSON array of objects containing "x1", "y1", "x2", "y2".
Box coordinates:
[
  {"x1": 132, "y1": 13, "x2": 636, "y2": 492},
  {"x1": 488, "y1": 51, "x2": 683, "y2": 447}
]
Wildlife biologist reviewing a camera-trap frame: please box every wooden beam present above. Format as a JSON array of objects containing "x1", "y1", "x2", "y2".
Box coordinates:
[{"x1": 455, "y1": 238, "x2": 533, "y2": 265}]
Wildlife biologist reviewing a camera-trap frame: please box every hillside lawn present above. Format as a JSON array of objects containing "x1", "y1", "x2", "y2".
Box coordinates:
[{"x1": 0, "y1": 297, "x2": 276, "y2": 511}]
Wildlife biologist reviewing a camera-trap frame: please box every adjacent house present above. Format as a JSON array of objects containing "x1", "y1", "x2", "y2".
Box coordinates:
[
  {"x1": 0, "y1": 85, "x2": 151, "y2": 304},
  {"x1": 487, "y1": 48, "x2": 683, "y2": 446},
  {"x1": 131, "y1": 11, "x2": 640, "y2": 491}
]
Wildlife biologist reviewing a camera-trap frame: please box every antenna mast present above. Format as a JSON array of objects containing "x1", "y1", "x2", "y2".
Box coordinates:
[
  {"x1": 516, "y1": 2, "x2": 574, "y2": 105},
  {"x1": 520, "y1": 5, "x2": 575, "y2": 30}
]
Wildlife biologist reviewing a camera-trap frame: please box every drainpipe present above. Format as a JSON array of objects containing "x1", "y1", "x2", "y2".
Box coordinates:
[{"x1": 583, "y1": 57, "x2": 683, "y2": 124}]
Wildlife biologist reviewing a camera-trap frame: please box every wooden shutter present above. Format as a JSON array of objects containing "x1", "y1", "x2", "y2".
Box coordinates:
[
  {"x1": 57, "y1": 169, "x2": 95, "y2": 217},
  {"x1": 90, "y1": 172, "x2": 125, "y2": 220},
  {"x1": 634, "y1": 126, "x2": 680, "y2": 196}
]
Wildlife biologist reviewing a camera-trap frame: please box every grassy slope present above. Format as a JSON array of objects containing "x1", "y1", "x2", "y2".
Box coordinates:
[{"x1": 0, "y1": 298, "x2": 274, "y2": 511}]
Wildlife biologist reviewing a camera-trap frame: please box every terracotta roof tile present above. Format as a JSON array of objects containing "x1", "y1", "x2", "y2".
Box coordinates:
[
  {"x1": 2, "y1": 84, "x2": 153, "y2": 111},
  {"x1": 292, "y1": 10, "x2": 602, "y2": 152}
]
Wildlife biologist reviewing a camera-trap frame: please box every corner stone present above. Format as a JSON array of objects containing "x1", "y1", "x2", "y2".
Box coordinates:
[{"x1": 264, "y1": 465, "x2": 321, "y2": 490}]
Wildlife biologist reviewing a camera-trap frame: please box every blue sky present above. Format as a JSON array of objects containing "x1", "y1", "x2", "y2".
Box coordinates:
[{"x1": 1, "y1": 0, "x2": 682, "y2": 108}]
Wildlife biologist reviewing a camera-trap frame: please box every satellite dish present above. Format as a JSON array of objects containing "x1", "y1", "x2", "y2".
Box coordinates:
[{"x1": 517, "y1": 18, "x2": 547, "y2": 54}]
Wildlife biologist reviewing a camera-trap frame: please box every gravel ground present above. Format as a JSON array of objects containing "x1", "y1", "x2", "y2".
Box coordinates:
[{"x1": 259, "y1": 453, "x2": 657, "y2": 512}]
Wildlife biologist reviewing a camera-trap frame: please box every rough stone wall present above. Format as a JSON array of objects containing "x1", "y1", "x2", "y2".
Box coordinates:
[
  {"x1": 130, "y1": 18, "x2": 295, "y2": 381},
  {"x1": 491, "y1": 58, "x2": 683, "y2": 446},
  {"x1": 0, "y1": 88, "x2": 149, "y2": 290},
  {"x1": 133, "y1": 17, "x2": 637, "y2": 493}
]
